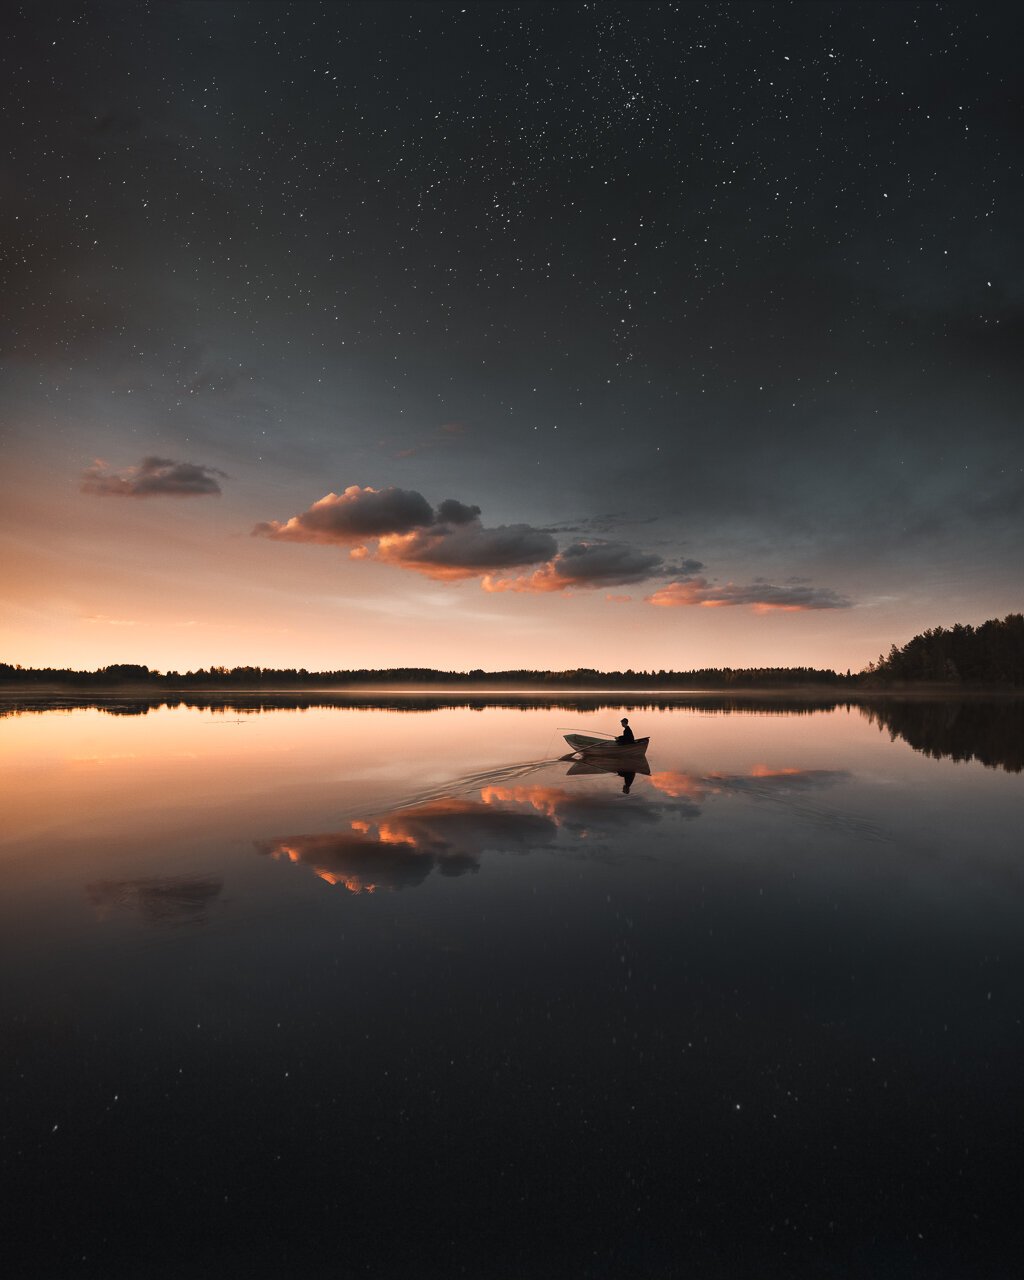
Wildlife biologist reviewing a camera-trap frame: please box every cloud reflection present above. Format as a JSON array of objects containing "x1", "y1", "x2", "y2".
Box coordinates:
[
  {"x1": 259, "y1": 796, "x2": 556, "y2": 894},
  {"x1": 85, "y1": 876, "x2": 223, "y2": 925},
  {"x1": 260, "y1": 762, "x2": 849, "y2": 895},
  {"x1": 649, "y1": 766, "x2": 849, "y2": 802}
]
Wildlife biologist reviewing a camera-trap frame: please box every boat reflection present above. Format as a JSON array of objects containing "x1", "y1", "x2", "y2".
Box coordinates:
[
  {"x1": 562, "y1": 754, "x2": 651, "y2": 794},
  {"x1": 260, "y1": 762, "x2": 851, "y2": 894}
]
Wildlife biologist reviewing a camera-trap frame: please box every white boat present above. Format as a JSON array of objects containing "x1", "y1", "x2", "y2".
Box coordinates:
[{"x1": 563, "y1": 733, "x2": 650, "y2": 755}]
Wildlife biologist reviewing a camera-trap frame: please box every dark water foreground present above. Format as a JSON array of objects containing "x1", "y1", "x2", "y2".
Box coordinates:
[{"x1": 1, "y1": 698, "x2": 1022, "y2": 1277}]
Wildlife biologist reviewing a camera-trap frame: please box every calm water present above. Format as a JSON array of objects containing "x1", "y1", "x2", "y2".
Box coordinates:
[{"x1": 1, "y1": 697, "x2": 1022, "y2": 1278}]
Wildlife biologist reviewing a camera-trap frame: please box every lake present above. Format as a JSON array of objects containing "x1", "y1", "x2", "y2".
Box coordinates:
[{"x1": 2, "y1": 695, "x2": 1022, "y2": 1277}]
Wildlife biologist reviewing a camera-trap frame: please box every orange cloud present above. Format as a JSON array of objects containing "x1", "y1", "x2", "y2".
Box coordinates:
[
  {"x1": 375, "y1": 523, "x2": 556, "y2": 580},
  {"x1": 253, "y1": 485, "x2": 434, "y2": 545},
  {"x1": 483, "y1": 542, "x2": 700, "y2": 593},
  {"x1": 253, "y1": 485, "x2": 555, "y2": 580},
  {"x1": 252, "y1": 483, "x2": 724, "y2": 596},
  {"x1": 645, "y1": 578, "x2": 852, "y2": 611}
]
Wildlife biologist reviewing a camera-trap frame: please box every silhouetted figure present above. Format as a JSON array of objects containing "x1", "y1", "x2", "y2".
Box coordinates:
[
  {"x1": 618, "y1": 770, "x2": 636, "y2": 794},
  {"x1": 616, "y1": 717, "x2": 635, "y2": 745}
]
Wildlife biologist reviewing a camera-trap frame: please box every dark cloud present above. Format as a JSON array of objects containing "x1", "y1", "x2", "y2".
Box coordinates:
[
  {"x1": 253, "y1": 484, "x2": 556, "y2": 578},
  {"x1": 377, "y1": 521, "x2": 557, "y2": 581},
  {"x1": 81, "y1": 456, "x2": 227, "y2": 498},
  {"x1": 661, "y1": 558, "x2": 705, "y2": 578},
  {"x1": 251, "y1": 486, "x2": 837, "y2": 608},
  {"x1": 252, "y1": 486, "x2": 557, "y2": 579},
  {"x1": 483, "y1": 540, "x2": 696, "y2": 593},
  {"x1": 435, "y1": 498, "x2": 482, "y2": 525},
  {"x1": 252, "y1": 485, "x2": 435, "y2": 544},
  {"x1": 646, "y1": 578, "x2": 853, "y2": 612}
]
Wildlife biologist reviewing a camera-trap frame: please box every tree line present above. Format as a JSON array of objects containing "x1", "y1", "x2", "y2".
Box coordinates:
[
  {"x1": 863, "y1": 613, "x2": 1024, "y2": 685},
  {"x1": 0, "y1": 661, "x2": 851, "y2": 690},
  {"x1": 3, "y1": 613, "x2": 1022, "y2": 689}
]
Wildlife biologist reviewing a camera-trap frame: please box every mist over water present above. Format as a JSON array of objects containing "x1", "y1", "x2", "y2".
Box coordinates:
[{"x1": 2, "y1": 698, "x2": 1022, "y2": 1276}]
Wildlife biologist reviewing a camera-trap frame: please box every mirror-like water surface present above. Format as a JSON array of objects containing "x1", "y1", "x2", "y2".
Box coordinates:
[{"x1": 1, "y1": 699, "x2": 1022, "y2": 1277}]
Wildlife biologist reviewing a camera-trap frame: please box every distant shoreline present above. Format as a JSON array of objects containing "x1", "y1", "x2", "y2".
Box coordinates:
[{"x1": 2, "y1": 683, "x2": 1022, "y2": 699}]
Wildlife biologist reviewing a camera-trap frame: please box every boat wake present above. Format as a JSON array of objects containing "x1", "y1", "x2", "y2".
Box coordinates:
[
  {"x1": 326, "y1": 757, "x2": 561, "y2": 828},
  {"x1": 383, "y1": 757, "x2": 559, "y2": 815}
]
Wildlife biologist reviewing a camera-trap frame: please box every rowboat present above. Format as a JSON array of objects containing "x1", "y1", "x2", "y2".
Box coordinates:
[{"x1": 563, "y1": 733, "x2": 650, "y2": 755}]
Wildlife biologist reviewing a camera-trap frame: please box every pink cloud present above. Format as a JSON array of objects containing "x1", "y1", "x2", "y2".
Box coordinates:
[{"x1": 645, "y1": 578, "x2": 851, "y2": 612}]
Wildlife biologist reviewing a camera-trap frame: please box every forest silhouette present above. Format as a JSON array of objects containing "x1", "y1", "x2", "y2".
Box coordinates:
[
  {"x1": 863, "y1": 613, "x2": 1023, "y2": 685},
  {"x1": 2, "y1": 613, "x2": 1022, "y2": 691}
]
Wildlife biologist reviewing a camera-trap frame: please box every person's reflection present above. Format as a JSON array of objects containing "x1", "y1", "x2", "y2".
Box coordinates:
[{"x1": 564, "y1": 755, "x2": 649, "y2": 791}]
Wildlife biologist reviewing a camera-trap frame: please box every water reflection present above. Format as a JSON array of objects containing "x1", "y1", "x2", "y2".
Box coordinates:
[
  {"x1": 863, "y1": 698, "x2": 1024, "y2": 772},
  {"x1": 650, "y1": 765, "x2": 850, "y2": 799},
  {"x1": 260, "y1": 763, "x2": 852, "y2": 893},
  {"x1": 0, "y1": 691, "x2": 851, "y2": 717},
  {"x1": 5, "y1": 692, "x2": 1022, "y2": 774},
  {"x1": 6, "y1": 699, "x2": 1023, "y2": 1276},
  {"x1": 85, "y1": 876, "x2": 223, "y2": 925},
  {"x1": 258, "y1": 796, "x2": 556, "y2": 893},
  {"x1": 563, "y1": 754, "x2": 652, "y2": 794},
  {"x1": 4, "y1": 696, "x2": 1018, "y2": 773}
]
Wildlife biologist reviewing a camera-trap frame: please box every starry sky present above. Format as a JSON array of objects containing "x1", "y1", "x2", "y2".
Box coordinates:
[{"x1": 2, "y1": 1, "x2": 1021, "y2": 673}]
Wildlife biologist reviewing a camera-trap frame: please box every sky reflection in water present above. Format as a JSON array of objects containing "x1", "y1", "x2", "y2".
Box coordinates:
[
  {"x1": 260, "y1": 761, "x2": 856, "y2": 896},
  {"x1": 1, "y1": 699, "x2": 1022, "y2": 1277}
]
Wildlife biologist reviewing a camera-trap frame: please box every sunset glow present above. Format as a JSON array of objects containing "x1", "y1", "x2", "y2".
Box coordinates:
[{"x1": 2, "y1": 3, "x2": 1020, "y2": 677}]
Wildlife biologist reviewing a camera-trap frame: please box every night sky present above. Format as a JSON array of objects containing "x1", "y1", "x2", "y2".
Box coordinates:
[{"x1": 3, "y1": 1, "x2": 1021, "y2": 673}]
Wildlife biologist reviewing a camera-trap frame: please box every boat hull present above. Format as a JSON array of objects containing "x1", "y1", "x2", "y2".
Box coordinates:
[{"x1": 563, "y1": 734, "x2": 650, "y2": 755}]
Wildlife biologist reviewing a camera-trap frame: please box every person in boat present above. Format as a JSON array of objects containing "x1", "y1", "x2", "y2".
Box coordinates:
[{"x1": 616, "y1": 717, "x2": 635, "y2": 745}]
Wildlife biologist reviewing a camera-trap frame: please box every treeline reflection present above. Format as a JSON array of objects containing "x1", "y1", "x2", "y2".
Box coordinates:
[
  {"x1": 8, "y1": 693, "x2": 1020, "y2": 771},
  {"x1": 2, "y1": 692, "x2": 854, "y2": 717},
  {"x1": 862, "y1": 699, "x2": 1024, "y2": 773}
]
